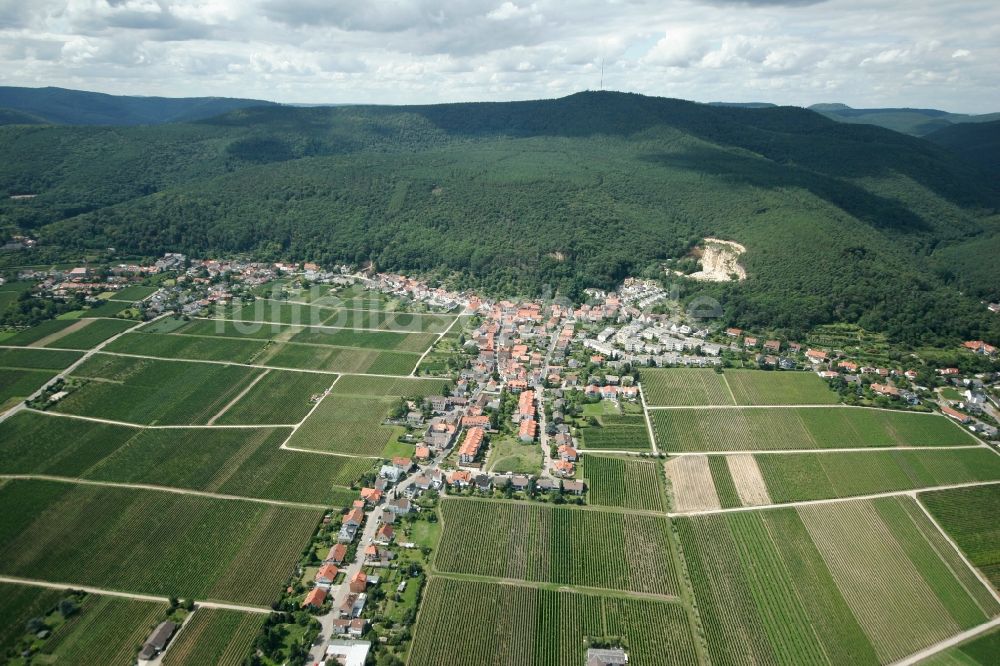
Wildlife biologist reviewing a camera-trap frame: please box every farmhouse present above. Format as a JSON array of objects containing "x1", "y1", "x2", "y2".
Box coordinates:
[
  {"x1": 138, "y1": 621, "x2": 177, "y2": 661},
  {"x1": 941, "y1": 405, "x2": 972, "y2": 424}
]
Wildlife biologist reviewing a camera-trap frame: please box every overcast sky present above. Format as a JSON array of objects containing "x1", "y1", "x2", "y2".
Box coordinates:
[{"x1": 1, "y1": 0, "x2": 997, "y2": 113}]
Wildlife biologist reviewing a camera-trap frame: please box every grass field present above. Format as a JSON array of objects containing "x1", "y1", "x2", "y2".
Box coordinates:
[
  {"x1": 55, "y1": 355, "x2": 262, "y2": 425},
  {"x1": 162, "y1": 608, "x2": 266, "y2": 666},
  {"x1": 0, "y1": 479, "x2": 322, "y2": 606},
  {"x1": 581, "y1": 453, "x2": 669, "y2": 511},
  {"x1": 678, "y1": 496, "x2": 999, "y2": 665},
  {"x1": 651, "y1": 407, "x2": 972, "y2": 452},
  {"x1": 409, "y1": 578, "x2": 699, "y2": 666},
  {"x1": 0, "y1": 412, "x2": 368, "y2": 506},
  {"x1": 579, "y1": 414, "x2": 653, "y2": 451},
  {"x1": 920, "y1": 484, "x2": 1000, "y2": 591},
  {"x1": 214, "y1": 369, "x2": 335, "y2": 425},
  {"x1": 285, "y1": 394, "x2": 401, "y2": 456},
  {"x1": 756, "y1": 449, "x2": 1000, "y2": 503},
  {"x1": 642, "y1": 368, "x2": 733, "y2": 406},
  {"x1": 436, "y1": 499, "x2": 678, "y2": 595},
  {"x1": 486, "y1": 436, "x2": 543, "y2": 475}
]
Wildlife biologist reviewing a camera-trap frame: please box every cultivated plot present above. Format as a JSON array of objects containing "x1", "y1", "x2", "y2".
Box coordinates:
[
  {"x1": 162, "y1": 608, "x2": 266, "y2": 666},
  {"x1": 0, "y1": 479, "x2": 322, "y2": 606},
  {"x1": 435, "y1": 498, "x2": 679, "y2": 596},
  {"x1": 651, "y1": 407, "x2": 972, "y2": 452},
  {"x1": 724, "y1": 369, "x2": 840, "y2": 405},
  {"x1": 642, "y1": 368, "x2": 734, "y2": 406},
  {"x1": 41, "y1": 317, "x2": 136, "y2": 350},
  {"x1": 409, "y1": 578, "x2": 699, "y2": 666},
  {"x1": 2, "y1": 319, "x2": 78, "y2": 346},
  {"x1": 665, "y1": 456, "x2": 721, "y2": 513},
  {"x1": 0, "y1": 411, "x2": 368, "y2": 506},
  {"x1": 0, "y1": 480, "x2": 322, "y2": 606},
  {"x1": 0, "y1": 584, "x2": 168, "y2": 666},
  {"x1": 678, "y1": 497, "x2": 1000, "y2": 666},
  {"x1": 285, "y1": 394, "x2": 401, "y2": 456},
  {"x1": 582, "y1": 453, "x2": 669, "y2": 512},
  {"x1": 53, "y1": 355, "x2": 262, "y2": 425},
  {"x1": 917, "y1": 626, "x2": 1000, "y2": 666},
  {"x1": 579, "y1": 413, "x2": 653, "y2": 451},
  {"x1": 920, "y1": 484, "x2": 1000, "y2": 592}
]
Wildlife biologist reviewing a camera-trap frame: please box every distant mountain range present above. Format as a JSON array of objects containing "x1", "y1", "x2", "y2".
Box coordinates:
[
  {"x1": 807, "y1": 103, "x2": 1000, "y2": 137},
  {"x1": 0, "y1": 86, "x2": 277, "y2": 126}
]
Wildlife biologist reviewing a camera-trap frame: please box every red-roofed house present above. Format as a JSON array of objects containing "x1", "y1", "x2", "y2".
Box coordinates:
[
  {"x1": 349, "y1": 571, "x2": 367, "y2": 593},
  {"x1": 806, "y1": 349, "x2": 827, "y2": 363},
  {"x1": 302, "y1": 587, "x2": 327, "y2": 609},
  {"x1": 519, "y1": 419, "x2": 537, "y2": 443},
  {"x1": 941, "y1": 405, "x2": 971, "y2": 424},
  {"x1": 315, "y1": 563, "x2": 339, "y2": 587},
  {"x1": 375, "y1": 524, "x2": 395, "y2": 545},
  {"x1": 326, "y1": 544, "x2": 348, "y2": 565}
]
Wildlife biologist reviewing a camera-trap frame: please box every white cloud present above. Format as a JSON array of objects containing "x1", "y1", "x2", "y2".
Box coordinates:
[{"x1": 0, "y1": 0, "x2": 996, "y2": 113}]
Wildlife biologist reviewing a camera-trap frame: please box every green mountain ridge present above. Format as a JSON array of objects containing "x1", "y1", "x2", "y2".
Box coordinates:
[
  {"x1": 0, "y1": 86, "x2": 278, "y2": 126},
  {"x1": 809, "y1": 102, "x2": 1000, "y2": 137},
  {"x1": 1, "y1": 90, "x2": 998, "y2": 344}
]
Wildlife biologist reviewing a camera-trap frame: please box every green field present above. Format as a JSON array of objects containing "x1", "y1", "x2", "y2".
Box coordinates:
[
  {"x1": 55, "y1": 355, "x2": 262, "y2": 425},
  {"x1": 920, "y1": 484, "x2": 1000, "y2": 591},
  {"x1": 581, "y1": 453, "x2": 669, "y2": 511},
  {"x1": 579, "y1": 413, "x2": 652, "y2": 451},
  {"x1": 82, "y1": 299, "x2": 134, "y2": 318},
  {"x1": 918, "y1": 626, "x2": 1000, "y2": 666},
  {"x1": 706, "y1": 455, "x2": 743, "y2": 509},
  {"x1": 2, "y1": 319, "x2": 78, "y2": 346},
  {"x1": 436, "y1": 499, "x2": 678, "y2": 595},
  {"x1": 756, "y1": 450, "x2": 1000, "y2": 503},
  {"x1": 105, "y1": 331, "x2": 267, "y2": 363},
  {"x1": 110, "y1": 285, "x2": 158, "y2": 301},
  {"x1": 0, "y1": 347, "x2": 81, "y2": 370},
  {"x1": 162, "y1": 608, "x2": 266, "y2": 666},
  {"x1": 0, "y1": 368, "x2": 58, "y2": 410},
  {"x1": 0, "y1": 412, "x2": 368, "y2": 506},
  {"x1": 724, "y1": 369, "x2": 840, "y2": 405},
  {"x1": 43, "y1": 317, "x2": 135, "y2": 350},
  {"x1": 329, "y1": 373, "x2": 451, "y2": 396},
  {"x1": 260, "y1": 340, "x2": 418, "y2": 375},
  {"x1": 641, "y1": 368, "x2": 733, "y2": 406},
  {"x1": 228, "y1": 300, "x2": 455, "y2": 332},
  {"x1": 0, "y1": 585, "x2": 169, "y2": 666},
  {"x1": 0, "y1": 479, "x2": 322, "y2": 606},
  {"x1": 486, "y1": 436, "x2": 543, "y2": 475},
  {"x1": 641, "y1": 369, "x2": 838, "y2": 407},
  {"x1": 409, "y1": 578, "x2": 698, "y2": 666},
  {"x1": 214, "y1": 369, "x2": 335, "y2": 425},
  {"x1": 651, "y1": 407, "x2": 972, "y2": 452},
  {"x1": 678, "y1": 497, "x2": 999, "y2": 665},
  {"x1": 286, "y1": 394, "x2": 401, "y2": 456}
]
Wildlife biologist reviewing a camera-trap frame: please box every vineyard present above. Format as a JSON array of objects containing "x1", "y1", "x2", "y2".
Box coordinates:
[
  {"x1": 641, "y1": 368, "x2": 733, "y2": 406},
  {"x1": 43, "y1": 318, "x2": 135, "y2": 350},
  {"x1": 214, "y1": 369, "x2": 335, "y2": 425},
  {"x1": 651, "y1": 406, "x2": 971, "y2": 452},
  {"x1": 104, "y1": 331, "x2": 266, "y2": 363},
  {"x1": 37, "y1": 594, "x2": 168, "y2": 665},
  {"x1": 798, "y1": 497, "x2": 994, "y2": 662},
  {"x1": 287, "y1": 326, "x2": 436, "y2": 353},
  {"x1": 581, "y1": 453, "x2": 669, "y2": 511},
  {"x1": 0, "y1": 347, "x2": 82, "y2": 370},
  {"x1": 0, "y1": 479, "x2": 322, "y2": 606},
  {"x1": 0, "y1": 412, "x2": 369, "y2": 505},
  {"x1": 162, "y1": 609, "x2": 266, "y2": 666},
  {"x1": 920, "y1": 626, "x2": 1000, "y2": 666},
  {"x1": 260, "y1": 342, "x2": 418, "y2": 375},
  {"x1": 409, "y1": 578, "x2": 699, "y2": 666},
  {"x1": 0, "y1": 584, "x2": 65, "y2": 654},
  {"x1": 723, "y1": 369, "x2": 839, "y2": 405},
  {"x1": 330, "y1": 373, "x2": 451, "y2": 397},
  {"x1": 706, "y1": 456, "x2": 742, "y2": 509},
  {"x1": 228, "y1": 301, "x2": 456, "y2": 333},
  {"x1": 0, "y1": 368, "x2": 58, "y2": 410},
  {"x1": 2, "y1": 319, "x2": 78, "y2": 346},
  {"x1": 579, "y1": 414, "x2": 652, "y2": 451},
  {"x1": 435, "y1": 499, "x2": 679, "y2": 595},
  {"x1": 665, "y1": 456, "x2": 720, "y2": 513},
  {"x1": 287, "y1": 394, "x2": 401, "y2": 456},
  {"x1": 56, "y1": 355, "x2": 263, "y2": 425},
  {"x1": 920, "y1": 484, "x2": 1000, "y2": 590},
  {"x1": 756, "y1": 449, "x2": 1000, "y2": 503},
  {"x1": 110, "y1": 285, "x2": 158, "y2": 301}
]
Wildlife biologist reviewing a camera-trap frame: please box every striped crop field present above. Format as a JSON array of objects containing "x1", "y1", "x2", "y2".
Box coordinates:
[
  {"x1": 0, "y1": 411, "x2": 368, "y2": 506},
  {"x1": 330, "y1": 373, "x2": 451, "y2": 397},
  {"x1": 0, "y1": 479, "x2": 322, "y2": 606},
  {"x1": 723, "y1": 369, "x2": 840, "y2": 405},
  {"x1": 162, "y1": 608, "x2": 266, "y2": 666},
  {"x1": 755, "y1": 449, "x2": 1000, "y2": 503},
  {"x1": 677, "y1": 496, "x2": 999, "y2": 666},
  {"x1": 920, "y1": 484, "x2": 1000, "y2": 591},
  {"x1": 582, "y1": 453, "x2": 669, "y2": 511},
  {"x1": 435, "y1": 498, "x2": 678, "y2": 595},
  {"x1": 214, "y1": 369, "x2": 335, "y2": 425},
  {"x1": 641, "y1": 368, "x2": 733, "y2": 406},
  {"x1": 286, "y1": 394, "x2": 401, "y2": 456},
  {"x1": 651, "y1": 406, "x2": 973, "y2": 452},
  {"x1": 579, "y1": 413, "x2": 653, "y2": 451},
  {"x1": 409, "y1": 578, "x2": 699, "y2": 666},
  {"x1": 41, "y1": 318, "x2": 136, "y2": 350},
  {"x1": 54, "y1": 355, "x2": 263, "y2": 425}
]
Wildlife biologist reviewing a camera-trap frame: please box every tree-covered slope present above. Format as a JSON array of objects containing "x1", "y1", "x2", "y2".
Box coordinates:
[
  {"x1": 1, "y1": 91, "x2": 998, "y2": 344},
  {"x1": 810, "y1": 103, "x2": 1000, "y2": 137},
  {"x1": 0, "y1": 86, "x2": 278, "y2": 126}
]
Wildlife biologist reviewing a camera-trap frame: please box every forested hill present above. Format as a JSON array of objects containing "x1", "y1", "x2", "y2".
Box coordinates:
[
  {"x1": 0, "y1": 86, "x2": 278, "y2": 126},
  {"x1": 0, "y1": 90, "x2": 998, "y2": 345}
]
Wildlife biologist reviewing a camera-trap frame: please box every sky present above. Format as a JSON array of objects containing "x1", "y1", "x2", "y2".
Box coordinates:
[{"x1": 1, "y1": 0, "x2": 997, "y2": 113}]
